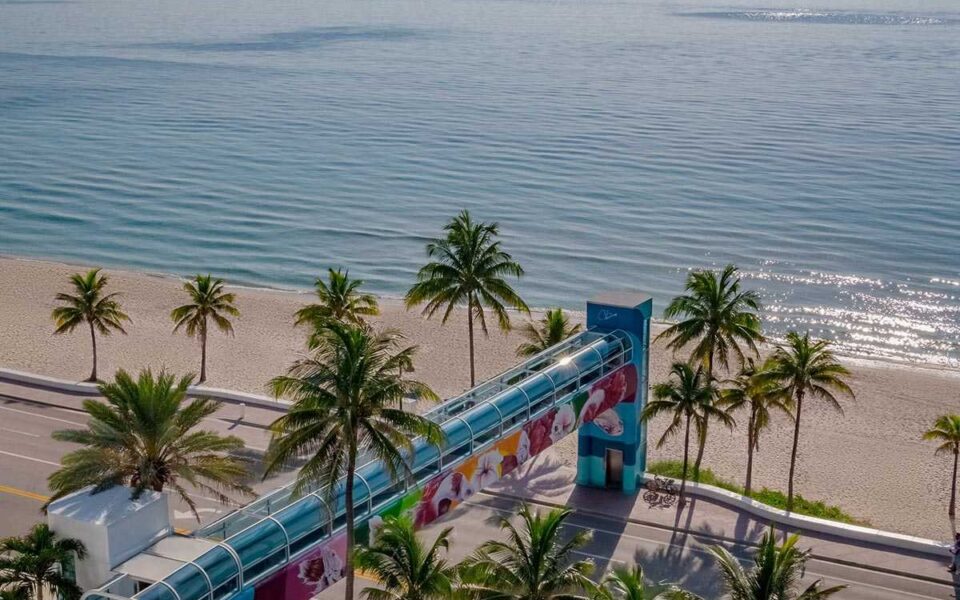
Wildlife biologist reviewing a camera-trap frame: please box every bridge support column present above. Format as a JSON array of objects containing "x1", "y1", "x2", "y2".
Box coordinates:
[{"x1": 576, "y1": 292, "x2": 651, "y2": 494}]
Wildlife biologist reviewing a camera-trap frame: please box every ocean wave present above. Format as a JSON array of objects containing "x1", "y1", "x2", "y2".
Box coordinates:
[
  {"x1": 127, "y1": 26, "x2": 425, "y2": 53},
  {"x1": 1, "y1": 0, "x2": 958, "y2": 369},
  {"x1": 681, "y1": 9, "x2": 957, "y2": 26}
]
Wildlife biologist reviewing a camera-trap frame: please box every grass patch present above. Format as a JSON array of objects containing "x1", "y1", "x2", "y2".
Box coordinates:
[{"x1": 647, "y1": 460, "x2": 869, "y2": 526}]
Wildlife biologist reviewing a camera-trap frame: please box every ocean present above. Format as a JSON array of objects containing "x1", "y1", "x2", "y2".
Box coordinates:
[{"x1": 0, "y1": 0, "x2": 957, "y2": 366}]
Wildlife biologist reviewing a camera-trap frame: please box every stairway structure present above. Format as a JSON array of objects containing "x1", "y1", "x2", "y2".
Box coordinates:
[{"x1": 81, "y1": 293, "x2": 651, "y2": 600}]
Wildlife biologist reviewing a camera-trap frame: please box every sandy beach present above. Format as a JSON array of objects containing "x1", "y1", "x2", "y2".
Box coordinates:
[{"x1": 1, "y1": 255, "x2": 958, "y2": 540}]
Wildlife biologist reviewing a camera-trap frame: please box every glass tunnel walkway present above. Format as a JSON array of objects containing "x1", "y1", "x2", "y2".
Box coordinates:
[{"x1": 83, "y1": 328, "x2": 633, "y2": 600}]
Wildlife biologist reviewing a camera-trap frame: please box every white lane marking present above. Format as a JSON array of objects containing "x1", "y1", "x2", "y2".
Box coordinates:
[
  {"x1": 0, "y1": 405, "x2": 84, "y2": 426},
  {"x1": 174, "y1": 508, "x2": 221, "y2": 519},
  {"x1": 0, "y1": 406, "x2": 267, "y2": 449},
  {"x1": 236, "y1": 445, "x2": 267, "y2": 453},
  {"x1": 0, "y1": 449, "x2": 60, "y2": 466},
  {"x1": 0, "y1": 428, "x2": 40, "y2": 438},
  {"x1": 464, "y1": 498, "x2": 947, "y2": 599}
]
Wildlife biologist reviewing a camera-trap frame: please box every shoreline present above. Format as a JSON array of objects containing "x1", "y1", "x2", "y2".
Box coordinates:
[
  {"x1": 4, "y1": 253, "x2": 957, "y2": 377},
  {"x1": 2, "y1": 254, "x2": 959, "y2": 540}
]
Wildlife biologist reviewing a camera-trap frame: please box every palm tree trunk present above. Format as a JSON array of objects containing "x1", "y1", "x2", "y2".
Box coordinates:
[
  {"x1": 344, "y1": 446, "x2": 357, "y2": 600},
  {"x1": 951, "y1": 448, "x2": 958, "y2": 518},
  {"x1": 87, "y1": 320, "x2": 98, "y2": 382},
  {"x1": 745, "y1": 409, "x2": 756, "y2": 496},
  {"x1": 787, "y1": 392, "x2": 804, "y2": 512},
  {"x1": 693, "y1": 427, "x2": 707, "y2": 482},
  {"x1": 679, "y1": 413, "x2": 692, "y2": 500},
  {"x1": 199, "y1": 318, "x2": 207, "y2": 384},
  {"x1": 692, "y1": 347, "x2": 715, "y2": 480},
  {"x1": 467, "y1": 296, "x2": 476, "y2": 388}
]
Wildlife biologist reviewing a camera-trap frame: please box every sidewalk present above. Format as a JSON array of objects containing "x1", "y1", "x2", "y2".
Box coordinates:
[
  {"x1": 0, "y1": 378, "x2": 285, "y2": 430},
  {"x1": 488, "y1": 451, "x2": 954, "y2": 586},
  {"x1": 4, "y1": 373, "x2": 952, "y2": 587}
]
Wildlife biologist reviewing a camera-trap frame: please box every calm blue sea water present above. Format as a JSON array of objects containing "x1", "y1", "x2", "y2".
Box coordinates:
[{"x1": 0, "y1": 0, "x2": 958, "y2": 366}]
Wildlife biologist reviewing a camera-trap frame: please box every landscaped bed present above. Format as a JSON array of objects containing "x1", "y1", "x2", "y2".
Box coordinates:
[{"x1": 646, "y1": 460, "x2": 868, "y2": 526}]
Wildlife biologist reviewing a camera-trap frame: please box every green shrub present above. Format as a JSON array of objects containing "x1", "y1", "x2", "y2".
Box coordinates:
[{"x1": 646, "y1": 460, "x2": 867, "y2": 526}]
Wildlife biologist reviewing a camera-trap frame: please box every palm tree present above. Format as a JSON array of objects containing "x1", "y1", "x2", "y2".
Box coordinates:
[
  {"x1": 596, "y1": 564, "x2": 696, "y2": 600},
  {"x1": 170, "y1": 274, "x2": 240, "y2": 384},
  {"x1": 767, "y1": 332, "x2": 854, "y2": 511},
  {"x1": 457, "y1": 504, "x2": 596, "y2": 599},
  {"x1": 709, "y1": 526, "x2": 844, "y2": 599},
  {"x1": 46, "y1": 369, "x2": 253, "y2": 519},
  {"x1": 355, "y1": 515, "x2": 454, "y2": 600},
  {"x1": 719, "y1": 359, "x2": 790, "y2": 496},
  {"x1": 264, "y1": 322, "x2": 441, "y2": 600},
  {"x1": 657, "y1": 264, "x2": 763, "y2": 478},
  {"x1": 295, "y1": 268, "x2": 379, "y2": 338},
  {"x1": 516, "y1": 308, "x2": 583, "y2": 358},
  {"x1": 641, "y1": 362, "x2": 734, "y2": 500},
  {"x1": 922, "y1": 415, "x2": 960, "y2": 517},
  {"x1": 406, "y1": 210, "x2": 529, "y2": 387},
  {"x1": 0, "y1": 588, "x2": 30, "y2": 600},
  {"x1": 51, "y1": 268, "x2": 130, "y2": 382},
  {"x1": 0, "y1": 523, "x2": 86, "y2": 600}
]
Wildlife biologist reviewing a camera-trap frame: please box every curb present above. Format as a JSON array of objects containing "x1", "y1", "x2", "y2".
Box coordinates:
[
  {"x1": 0, "y1": 368, "x2": 101, "y2": 396},
  {"x1": 481, "y1": 489, "x2": 953, "y2": 587},
  {"x1": 0, "y1": 368, "x2": 290, "y2": 412},
  {"x1": 637, "y1": 473, "x2": 948, "y2": 556}
]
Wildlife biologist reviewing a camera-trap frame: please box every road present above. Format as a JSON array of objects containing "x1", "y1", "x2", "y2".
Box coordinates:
[
  {"x1": 320, "y1": 492, "x2": 956, "y2": 600},
  {"x1": 0, "y1": 385, "x2": 954, "y2": 599},
  {"x1": 0, "y1": 391, "x2": 295, "y2": 536}
]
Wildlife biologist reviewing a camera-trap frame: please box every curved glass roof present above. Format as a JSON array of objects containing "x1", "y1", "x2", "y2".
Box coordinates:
[{"x1": 82, "y1": 328, "x2": 633, "y2": 600}]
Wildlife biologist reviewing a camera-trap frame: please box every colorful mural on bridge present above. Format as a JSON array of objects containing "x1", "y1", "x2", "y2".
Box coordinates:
[
  {"x1": 254, "y1": 532, "x2": 347, "y2": 599},
  {"x1": 254, "y1": 362, "x2": 637, "y2": 600}
]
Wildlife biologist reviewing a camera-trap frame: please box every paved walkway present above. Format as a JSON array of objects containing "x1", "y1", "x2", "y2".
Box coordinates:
[{"x1": 489, "y1": 451, "x2": 955, "y2": 589}]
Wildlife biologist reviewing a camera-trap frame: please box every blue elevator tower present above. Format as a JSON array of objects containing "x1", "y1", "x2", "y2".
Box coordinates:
[{"x1": 576, "y1": 292, "x2": 652, "y2": 493}]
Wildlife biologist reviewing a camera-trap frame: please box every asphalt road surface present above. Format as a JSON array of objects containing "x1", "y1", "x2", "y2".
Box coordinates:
[
  {"x1": 0, "y1": 392, "x2": 295, "y2": 537},
  {"x1": 319, "y1": 492, "x2": 956, "y2": 600},
  {"x1": 0, "y1": 388, "x2": 953, "y2": 599}
]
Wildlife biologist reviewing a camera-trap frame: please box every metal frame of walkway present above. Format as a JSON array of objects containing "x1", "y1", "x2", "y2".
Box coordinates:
[{"x1": 83, "y1": 328, "x2": 633, "y2": 600}]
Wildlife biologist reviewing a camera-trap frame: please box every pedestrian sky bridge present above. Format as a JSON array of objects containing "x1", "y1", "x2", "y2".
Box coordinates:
[{"x1": 84, "y1": 329, "x2": 645, "y2": 600}]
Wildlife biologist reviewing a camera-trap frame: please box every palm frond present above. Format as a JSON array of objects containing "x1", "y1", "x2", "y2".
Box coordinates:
[
  {"x1": 46, "y1": 368, "x2": 252, "y2": 520},
  {"x1": 516, "y1": 309, "x2": 583, "y2": 357}
]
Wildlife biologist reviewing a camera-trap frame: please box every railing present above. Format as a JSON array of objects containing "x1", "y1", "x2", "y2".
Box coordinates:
[
  {"x1": 82, "y1": 329, "x2": 633, "y2": 600},
  {"x1": 197, "y1": 329, "x2": 620, "y2": 541}
]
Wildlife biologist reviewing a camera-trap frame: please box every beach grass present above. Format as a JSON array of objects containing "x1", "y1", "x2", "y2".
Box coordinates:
[{"x1": 646, "y1": 460, "x2": 868, "y2": 526}]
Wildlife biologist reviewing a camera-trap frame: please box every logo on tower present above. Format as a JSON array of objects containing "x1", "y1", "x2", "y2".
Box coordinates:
[{"x1": 597, "y1": 309, "x2": 618, "y2": 322}]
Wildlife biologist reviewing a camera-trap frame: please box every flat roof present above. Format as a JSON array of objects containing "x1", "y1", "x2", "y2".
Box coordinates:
[
  {"x1": 47, "y1": 486, "x2": 163, "y2": 527},
  {"x1": 116, "y1": 536, "x2": 218, "y2": 583},
  {"x1": 589, "y1": 291, "x2": 652, "y2": 308}
]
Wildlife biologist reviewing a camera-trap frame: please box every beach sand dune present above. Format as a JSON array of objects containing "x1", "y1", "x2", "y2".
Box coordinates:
[{"x1": 1, "y1": 256, "x2": 958, "y2": 540}]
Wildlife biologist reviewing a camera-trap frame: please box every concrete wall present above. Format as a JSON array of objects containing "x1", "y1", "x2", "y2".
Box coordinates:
[
  {"x1": 641, "y1": 473, "x2": 948, "y2": 556},
  {"x1": 47, "y1": 487, "x2": 172, "y2": 590}
]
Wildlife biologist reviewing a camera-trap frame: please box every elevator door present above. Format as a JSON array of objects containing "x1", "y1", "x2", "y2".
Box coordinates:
[{"x1": 605, "y1": 448, "x2": 623, "y2": 488}]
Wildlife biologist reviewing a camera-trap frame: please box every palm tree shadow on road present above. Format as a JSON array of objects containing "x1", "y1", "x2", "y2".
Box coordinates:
[{"x1": 631, "y1": 538, "x2": 724, "y2": 599}]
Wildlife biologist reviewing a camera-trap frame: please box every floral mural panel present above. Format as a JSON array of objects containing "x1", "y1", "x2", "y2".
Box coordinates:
[
  {"x1": 407, "y1": 363, "x2": 638, "y2": 529},
  {"x1": 252, "y1": 362, "x2": 641, "y2": 597},
  {"x1": 413, "y1": 460, "x2": 477, "y2": 527},
  {"x1": 254, "y1": 533, "x2": 347, "y2": 600},
  {"x1": 578, "y1": 364, "x2": 637, "y2": 422}
]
